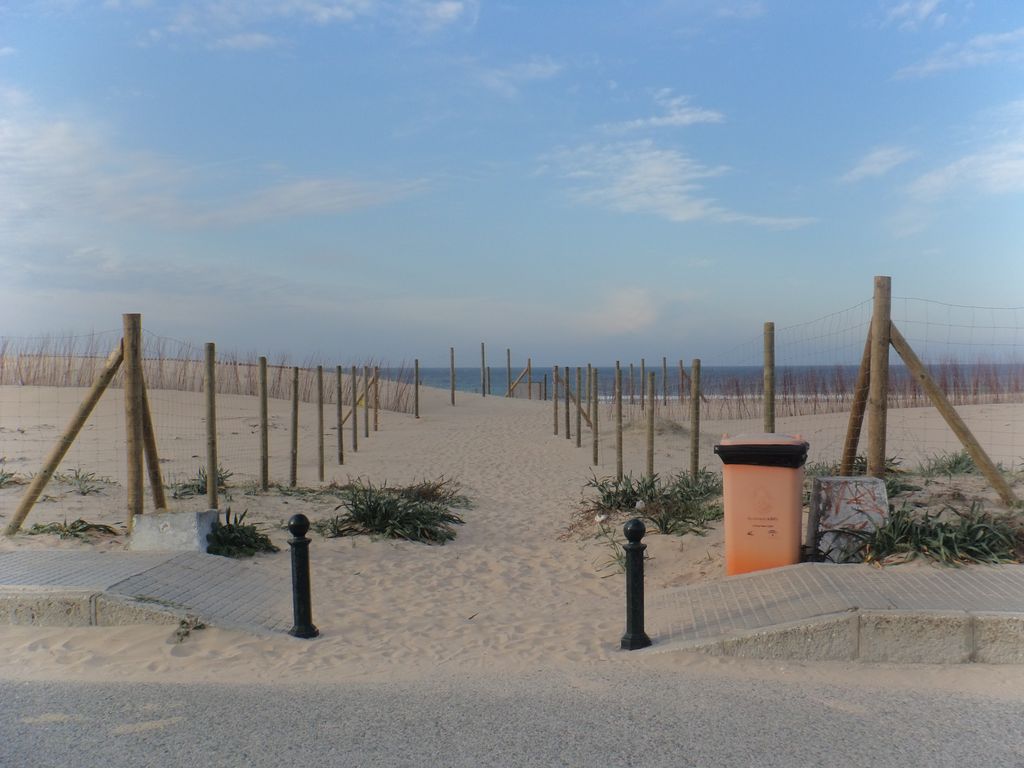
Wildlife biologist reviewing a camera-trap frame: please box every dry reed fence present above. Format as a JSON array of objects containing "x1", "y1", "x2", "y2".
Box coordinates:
[{"x1": 0, "y1": 332, "x2": 415, "y2": 414}]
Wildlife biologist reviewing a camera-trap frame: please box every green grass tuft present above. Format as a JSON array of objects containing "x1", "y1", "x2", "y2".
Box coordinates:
[{"x1": 206, "y1": 508, "x2": 279, "y2": 558}]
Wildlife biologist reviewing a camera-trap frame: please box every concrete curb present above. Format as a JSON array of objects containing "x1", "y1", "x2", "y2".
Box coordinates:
[
  {"x1": 646, "y1": 609, "x2": 1024, "y2": 664},
  {"x1": 0, "y1": 589, "x2": 188, "y2": 628}
]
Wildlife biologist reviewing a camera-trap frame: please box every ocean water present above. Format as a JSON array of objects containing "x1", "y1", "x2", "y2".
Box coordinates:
[{"x1": 384, "y1": 363, "x2": 1024, "y2": 399}]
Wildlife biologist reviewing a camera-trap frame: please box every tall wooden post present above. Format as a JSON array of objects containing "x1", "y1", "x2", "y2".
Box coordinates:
[
  {"x1": 259, "y1": 356, "x2": 269, "y2": 489},
  {"x1": 867, "y1": 276, "x2": 892, "y2": 478},
  {"x1": 586, "y1": 363, "x2": 592, "y2": 423},
  {"x1": 203, "y1": 340, "x2": 218, "y2": 510},
  {"x1": 679, "y1": 360, "x2": 685, "y2": 404},
  {"x1": 764, "y1": 321, "x2": 776, "y2": 433},
  {"x1": 841, "y1": 334, "x2": 872, "y2": 475},
  {"x1": 124, "y1": 315, "x2": 145, "y2": 526},
  {"x1": 690, "y1": 359, "x2": 701, "y2": 478},
  {"x1": 615, "y1": 362, "x2": 623, "y2": 482},
  {"x1": 317, "y1": 365, "x2": 324, "y2": 482},
  {"x1": 662, "y1": 357, "x2": 668, "y2": 405},
  {"x1": 646, "y1": 372, "x2": 655, "y2": 477},
  {"x1": 553, "y1": 366, "x2": 559, "y2": 435},
  {"x1": 629, "y1": 363, "x2": 635, "y2": 405},
  {"x1": 290, "y1": 366, "x2": 299, "y2": 488},
  {"x1": 140, "y1": 385, "x2": 166, "y2": 511},
  {"x1": 640, "y1": 358, "x2": 646, "y2": 411},
  {"x1": 373, "y1": 365, "x2": 380, "y2": 432},
  {"x1": 506, "y1": 348, "x2": 512, "y2": 397},
  {"x1": 414, "y1": 359, "x2": 420, "y2": 419},
  {"x1": 575, "y1": 366, "x2": 582, "y2": 448},
  {"x1": 527, "y1": 359, "x2": 533, "y2": 401},
  {"x1": 543, "y1": 373, "x2": 547, "y2": 401},
  {"x1": 350, "y1": 365, "x2": 358, "y2": 453},
  {"x1": 564, "y1": 364, "x2": 571, "y2": 440},
  {"x1": 4, "y1": 343, "x2": 123, "y2": 536},
  {"x1": 450, "y1": 347, "x2": 456, "y2": 406},
  {"x1": 481, "y1": 342, "x2": 486, "y2": 397},
  {"x1": 363, "y1": 365, "x2": 370, "y2": 439},
  {"x1": 592, "y1": 369, "x2": 600, "y2": 466},
  {"x1": 335, "y1": 365, "x2": 345, "y2": 465},
  {"x1": 486, "y1": 366, "x2": 491, "y2": 395}
]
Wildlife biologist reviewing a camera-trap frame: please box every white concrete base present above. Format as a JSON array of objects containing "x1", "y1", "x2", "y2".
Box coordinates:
[{"x1": 129, "y1": 509, "x2": 221, "y2": 552}]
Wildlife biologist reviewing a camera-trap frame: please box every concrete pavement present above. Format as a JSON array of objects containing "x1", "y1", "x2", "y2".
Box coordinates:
[{"x1": 1, "y1": 549, "x2": 1023, "y2": 663}]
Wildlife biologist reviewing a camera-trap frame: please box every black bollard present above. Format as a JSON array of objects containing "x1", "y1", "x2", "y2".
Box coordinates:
[
  {"x1": 287, "y1": 513, "x2": 319, "y2": 639},
  {"x1": 620, "y1": 518, "x2": 652, "y2": 650}
]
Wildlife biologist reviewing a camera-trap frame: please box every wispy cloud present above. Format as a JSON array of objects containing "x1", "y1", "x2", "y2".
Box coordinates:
[
  {"x1": 548, "y1": 141, "x2": 812, "y2": 230},
  {"x1": 884, "y1": 0, "x2": 946, "y2": 30},
  {"x1": 0, "y1": 46, "x2": 16, "y2": 57},
  {"x1": 890, "y1": 101, "x2": 1024, "y2": 234},
  {"x1": 110, "y1": 0, "x2": 476, "y2": 46},
  {"x1": 715, "y1": 2, "x2": 765, "y2": 21},
  {"x1": 476, "y1": 55, "x2": 562, "y2": 98},
  {"x1": 0, "y1": 94, "x2": 423, "y2": 265},
  {"x1": 897, "y1": 26, "x2": 1024, "y2": 77},
  {"x1": 840, "y1": 145, "x2": 915, "y2": 183},
  {"x1": 209, "y1": 32, "x2": 279, "y2": 50},
  {"x1": 602, "y1": 89, "x2": 724, "y2": 133}
]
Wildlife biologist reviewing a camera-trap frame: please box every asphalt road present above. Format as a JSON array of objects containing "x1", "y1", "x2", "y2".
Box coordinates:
[{"x1": 3, "y1": 665, "x2": 1023, "y2": 767}]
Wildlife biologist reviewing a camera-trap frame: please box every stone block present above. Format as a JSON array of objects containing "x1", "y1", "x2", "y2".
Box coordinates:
[
  {"x1": 94, "y1": 595, "x2": 184, "y2": 626},
  {"x1": 812, "y1": 477, "x2": 888, "y2": 562},
  {"x1": 129, "y1": 509, "x2": 221, "y2": 552},
  {"x1": 0, "y1": 591, "x2": 95, "y2": 626},
  {"x1": 971, "y1": 613, "x2": 1024, "y2": 664},
  {"x1": 858, "y1": 610, "x2": 971, "y2": 663},
  {"x1": 711, "y1": 613, "x2": 859, "y2": 661}
]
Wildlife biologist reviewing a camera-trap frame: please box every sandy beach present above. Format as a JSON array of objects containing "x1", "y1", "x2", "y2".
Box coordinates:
[{"x1": 1, "y1": 383, "x2": 1023, "y2": 689}]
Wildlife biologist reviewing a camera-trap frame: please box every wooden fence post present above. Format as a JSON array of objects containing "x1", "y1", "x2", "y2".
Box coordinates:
[
  {"x1": 764, "y1": 321, "x2": 775, "y2": 433},
  {"x1": 564, "y1": 365, "x2": 571, "y2": 440},
  {"x1": 450, "y1": 347, "x2": 456, "y2": 406},
  {"x1": 553, "y1": 366, "x2": 559, "y2": 435},
  {"x1": 351, "y1": 365, "x2": 358, "y2": 453},
  {"x1": 336, "y1": 365, "x2": 345, "y2": 465},
  {"x1": 841, "y1": 334, "x2": 872, "y2": 475},
  {"x1": 317, "y1": 365, "x2": 325, "y2": 482},
  {"x1": 204, "y1": 340, "x2": 218, "y2": 510},
  {"x1": 290, "y1": 366, "x2": 299, "y2": 488},
  {"x1": 124, "y1": 315, "x2": 145, "y2": 526},
  {"x1": 690, "y1": 358, "x2": 701, "y2": 478},
  {"x1": 543, "y1": 373, "x2": 547, "y2": 401},
  {"x1": 363, "y1": 365, "x2": 370, "y2": 438},
  {"x1": 662, "y1": 357, "x2": 668, "y2": 405},
  {"x1": 481, "y1": 342, "x2": 486, "y2": 397},
  {"x1": 575, "y1": 366, "x2": 582, "y2": 448},
  {"x1": 260, "y1": 356, "x2": 269, "y2": 489},
  {"x1": 373, "y1": 365, "x2": 379, "y2": 432},
  {"x1": 528, "y1": 358, "x2": 533, "y2": 401},
  {"x1": 414, "y1": 359, "x2": 420, "y2": 419},
  {"x1": 640, "y1": 358, "x2": 646, "y2": 411},
  {"x1": 615, "y1": 362, "x2": 623, "y2": 482},
  {"x1": 678, "y1": 360, "x2": 685, "y2": 404},
  {"x1": 867, "y1": 276, "x2": 892, "y2": 478},
  {"x1": 646, "y1": 372, "x2": 655, "y2": 477},
  {"x1": 592, "y1": 369, "x2": 600, "y2": 466},
  {"x1": 140, "y1": 381, "x2": 166, "y2": 511},
  {"x1": 890, "y1": 323, "x2": 1018, "y2": 505},
  {"x1": 506, "y1": 348, "x2": 512, "y2": 397},
  {"x1": 4, "y1": 342, "x2": 124, "y2": 536}
]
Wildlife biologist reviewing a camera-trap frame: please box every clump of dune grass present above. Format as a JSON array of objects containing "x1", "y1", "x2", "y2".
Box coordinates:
[
  {"x1": 569, "y1": 470, "x2": 723, "y2": 538},
  {"x1": 26, "y1": 519, "x2": 123, "y2": 540},
  {"x1": 206, "y1": 508, "x2": 279, "y2": 558},
  {"x1": 920, "y1": 449, "x2": 977, "y2": 478},
  {"x1": 837, "y1": 502, "x2": 1022, "y2": 566},
  {"x1": 313, "y1": 477, "x2": 468, "y2": 545}
]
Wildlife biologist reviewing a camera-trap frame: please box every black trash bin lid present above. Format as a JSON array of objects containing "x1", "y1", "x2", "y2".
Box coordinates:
[{"x1": 713, "y1": 433, "x2": 809, "y2": 468}]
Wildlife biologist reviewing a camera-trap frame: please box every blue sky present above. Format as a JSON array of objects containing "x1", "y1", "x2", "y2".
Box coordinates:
[{"x1": 1, "y1": 1, "x2": 1022, "y2": 366}]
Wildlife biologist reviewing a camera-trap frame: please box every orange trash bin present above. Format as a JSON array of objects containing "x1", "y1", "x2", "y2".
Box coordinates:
[{"x1": 714, "y1": 433, "x2": 809, "y2": 576}]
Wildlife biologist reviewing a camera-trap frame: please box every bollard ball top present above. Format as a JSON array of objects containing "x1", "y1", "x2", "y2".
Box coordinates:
[
  {"x1": 623, "y1": 518, "x2": 646, "y2": 542},
  {"x1": 288, "y1": 513, "x2": 310, "y2": 538}
]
